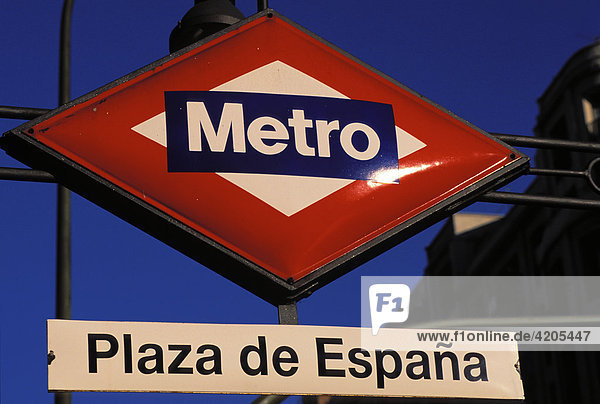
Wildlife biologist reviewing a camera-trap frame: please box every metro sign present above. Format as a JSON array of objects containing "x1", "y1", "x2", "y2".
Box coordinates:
[
  {"x1": 1, "y1": 10, "x2": 528, "y2": 304},
  {"x1": 164, "y1": 91, "x2": 400, "y2": 182}
]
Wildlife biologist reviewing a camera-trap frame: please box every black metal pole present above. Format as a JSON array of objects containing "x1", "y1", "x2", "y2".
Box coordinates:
[
  {"x1": 257, "y1": 0, "x2": 269, "y2": 12},
  {"x1": 56, "y1": 1, "x2": 74, "y2": 404}
]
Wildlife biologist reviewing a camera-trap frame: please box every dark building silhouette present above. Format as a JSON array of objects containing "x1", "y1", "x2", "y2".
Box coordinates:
[{"x1": 424, "y1": 41, "x2": 600, "y2": 403}]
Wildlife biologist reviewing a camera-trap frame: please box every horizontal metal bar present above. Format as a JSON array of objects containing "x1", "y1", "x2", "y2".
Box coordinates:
[
  {"x1": 0, "y1": 167, "x2": 56, "y2": 182},
  {"x1": 528, "y1": 167, "x2": 587, "y2": 178},
  {"x1": 479, "y1": 191, "x2": 600, "y2": 210},
  {"x1": 491, "y1": 133, "x2": 600, "y2": 153},
  {"x1": 0, "y1": 105, "x2": 50, "y2": 120}
]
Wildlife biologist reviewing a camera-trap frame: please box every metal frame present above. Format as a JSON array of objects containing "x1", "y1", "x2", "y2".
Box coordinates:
[{"x1": 0, "y1": 9, "x2": 529, "y2": 305}]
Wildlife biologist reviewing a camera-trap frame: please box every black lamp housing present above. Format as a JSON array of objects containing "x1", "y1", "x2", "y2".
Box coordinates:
[{"x1": 169, "y1": 0, "x2": 245, "y2": 53}]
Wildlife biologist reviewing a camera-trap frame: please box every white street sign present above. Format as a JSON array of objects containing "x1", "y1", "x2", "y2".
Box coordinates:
[{"x1": 47, "y1": 320, "x2": 523, "y2": 399}]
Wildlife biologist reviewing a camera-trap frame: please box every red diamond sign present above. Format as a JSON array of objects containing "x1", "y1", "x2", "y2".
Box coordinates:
[{"x1": 1, "y1": 11, "x2": 528, "y2": 304}]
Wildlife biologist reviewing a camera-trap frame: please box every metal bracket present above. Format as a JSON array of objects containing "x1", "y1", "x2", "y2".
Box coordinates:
[{"x1": 278, "y1": 301, "x2": 298, "y2": 325}]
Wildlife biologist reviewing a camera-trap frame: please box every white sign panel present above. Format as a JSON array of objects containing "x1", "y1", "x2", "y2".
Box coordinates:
[{"x1": 47, "y1": 320, "x2": 523, "y2": 399}]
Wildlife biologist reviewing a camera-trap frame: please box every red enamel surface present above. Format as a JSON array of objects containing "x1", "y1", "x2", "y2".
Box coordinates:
[{"x1": 29, "y1": 15, "x2": 521, "y2": 281}]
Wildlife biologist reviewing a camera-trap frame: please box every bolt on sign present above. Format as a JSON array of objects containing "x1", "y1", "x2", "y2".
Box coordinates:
[
  {"x1": 47, "y1": 319, "x2": 524, "y2": 399},
  {"x1": 1, "y1": 10, "x2": 528, "y2": 304}
]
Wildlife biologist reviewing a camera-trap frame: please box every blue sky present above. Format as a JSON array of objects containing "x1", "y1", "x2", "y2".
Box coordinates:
[{"x1": 1, "y1": 1, "x2": 599, "y2": 403}]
